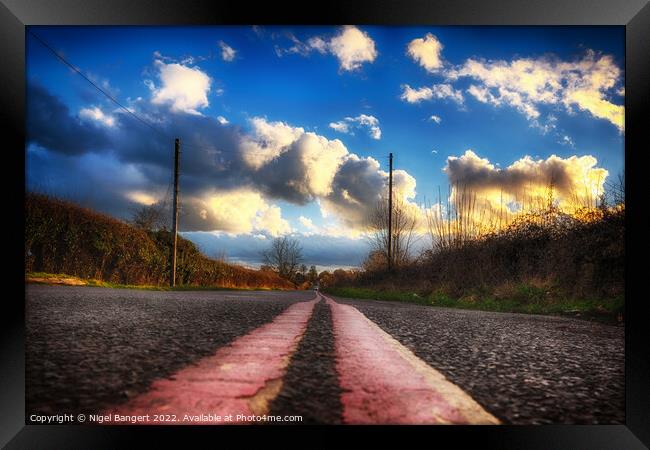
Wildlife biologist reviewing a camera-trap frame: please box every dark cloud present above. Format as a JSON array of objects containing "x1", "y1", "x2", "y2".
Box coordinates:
[
  {"x1": 26, "y1": 82, "x2": 407, "y2": 234},
  {"x1": 27, "y1": 83, "x2": 113, "y2": 155},
  {"x1": 322, "y1": 155, "x2": 386, "y2": 227}
]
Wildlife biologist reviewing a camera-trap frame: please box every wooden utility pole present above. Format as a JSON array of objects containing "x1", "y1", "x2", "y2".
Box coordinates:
[
  {"x1": 171, "y1": 138, "x2": 180, "y2": 287},
  {"x1": 388, "y1": 152, "x2": 393, "y2": 271}
]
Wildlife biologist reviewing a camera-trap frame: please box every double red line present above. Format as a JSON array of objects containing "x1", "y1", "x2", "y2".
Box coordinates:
[{"x1": 105, "y1": 293, "x2": 499, "y2": 425}]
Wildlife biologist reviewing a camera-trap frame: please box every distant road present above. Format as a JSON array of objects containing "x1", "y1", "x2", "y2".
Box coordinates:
[{"x1": 26, "y1": 285, "x2": 624, "y2": 424}]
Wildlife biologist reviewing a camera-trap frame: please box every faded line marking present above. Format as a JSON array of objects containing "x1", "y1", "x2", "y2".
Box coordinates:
[
  {"x1": 324, "y1": 295, "x2": 500, "y2": 425},
  {"x1": 104, "y1": 297, "x2": 318, "y2": 424}
]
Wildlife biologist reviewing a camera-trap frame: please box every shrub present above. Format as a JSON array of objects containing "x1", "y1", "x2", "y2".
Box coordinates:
[{"x1": 25, "y1": 193, "x2": 294, "y2": 289}]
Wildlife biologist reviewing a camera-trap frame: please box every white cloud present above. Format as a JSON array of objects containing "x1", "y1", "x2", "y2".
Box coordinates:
[
  {"x1": 328, "y1": 26, "x2": 378, "y2": 71},
  {"x1": 79, "y1": 106, "x2": 116, "y2": 127},
  {"x1": 449, "y1": 50, "x2": 624, "y2": 132},
  {"x1": 240, "y1": 118, "x2": 350, "y2": 200},
  {"x1": 429, "y1": 115, "x2": 442, "y2": 124},
  {"x1": 150, "y1": 59, "x2": 212, "y2": 115},
  {"x1": 560, "y1": 135, "x2": 575, "y2": 147},
  {"x1": 217, "y1": 115, "x2": 229, "y2": 125},
  {"x1": 299, "y1": 216, "x2": 316, "y2": 230},
  {"x1": 125, "y1": 191, "x2": 158, "y2": 205},
  {"x1": 329, "y1": 114, "x2": 381, "y2": 139},
  {"x1": 239, "y1": 117, "x2": 305, "y2": 169},
  {"x1": 307, "y1": 36, "x2": 328, "y2": 54},
  {"x1": 218, "y1": 41, "x2": 236, "y2": 62},
  {"x1": 329, "y1": 121, "x2": 350, "y2": 134},
  {"x1": 274, "y1": 26, "x2": 377, "y2": 72},
  {"x1": 204, "y1": 188, "x2": 291, "y2": 237},
  {"x1": 400, "y1": 83, "x2": 464, "y2": 104},
  {"x1": 407, "y1": 33, "x2": 444, "y2": 73},
  {"x1": 255, "y1": 204, "x2": 292, "y2": 236}
]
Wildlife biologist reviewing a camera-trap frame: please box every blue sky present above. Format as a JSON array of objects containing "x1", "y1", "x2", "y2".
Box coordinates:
[{"x1": 26, "y1": 26, "x2": 625, "y2": 269}]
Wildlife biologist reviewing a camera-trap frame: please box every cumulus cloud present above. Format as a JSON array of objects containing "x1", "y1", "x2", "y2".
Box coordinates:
[
  {"x1": 181, "y1": 188, "x2": 291, "y2": 236},
  {"x1": 249, "y1": 123, "x2": 350, "y2": 202},
  {"x1": 216, "y1": 115, "x2": 229, "y2": 125},
  {"x1": 429, "y1": 115, "x2": 442, "y2": 124},
  {"x1": 329, "y1": 114, "x2": 382, "y2": 139},
  {"x1": 218, "y1": 41, "x2": 236, "y2": 62},
  {"x1": 400, "y1": 33, "x2": 624, "y2": 132},
  {"x1": 274, "y1": 26, "x2": 377, "y2": 72},
  {"x1": 328, "y1": 121, "x2": 350, "y2": 134},
  {"x1": 329, "y1": 26, "x2": 378, "y2": 71},
  {"x1": 126, "y1": 191, "x2": 159, "y2": 205},
  {"x1": 27, "y1": 81, "x2": 418, "y2": 237},
  {"x1": 400, "y1": 83, "x2": 464, "y2": 104},
  {"x1": 79, "y1": 106, "x2": 116, "y2": 127},
  {"x1": 299, "y1": 216, "x2": 316, "y2": 230},
  {"x1": 239, "y1": 117, "x2": 306, "y2": 169},
  {"x1": 149, "y1": 59, "x2": 212, "y2": 114},
  {"x1": 449, "y1": 50, "x2": 624, "y2": 132},
  {"x1": 407, "y1": 33, "x2": 444, "y2": 73},
  {"x1": 444, "y1": 149, "x2": 609, "y2": 213}
]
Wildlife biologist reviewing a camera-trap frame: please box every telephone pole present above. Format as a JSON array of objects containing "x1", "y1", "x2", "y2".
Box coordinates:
[
  {"x1": 388, "y1": 152, "x2": 393, "y2": 271},
  {"x1": 171, "y1": 138, "x2": 180, "y2": 287}
]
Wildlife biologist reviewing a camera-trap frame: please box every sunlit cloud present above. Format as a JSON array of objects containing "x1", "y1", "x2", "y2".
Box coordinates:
[
  {"x1": 299, "y1": 216, "x2": 316, "y2": 230},
  {"x1": 149, "y1": 58, "x2": 212, "y2": 115},
  {"x1": 407, "y1": 33, "x2": 444, "y2": 73},
  {"x1": 187, "y1": 188, "x2": 291, "y2": 237},
  {"x1": 444, "y1": 149, "x2": 609, "y2": 214},
  {"x1": 329, "y1": 114, "x2": 382, "y2": 139},
  {"x1": 218, "y1": 41, "x2": 236, "y2": 62},
  {"x1": 274, "y1": 26, "x2": 377, "y2": 72},
  {"x1": 400, "y1": 83, "x2": 464, "y2": 104},
  {"x1": 126, "y1": 191, "x2": 158, "y2": 205},
  {"x1": 79, "y1": 106, "x2": 116, "y2": 127},
  {"x1": 448, "y1": 50, "x2": 624, "y2": 132},
  {"x1": 329, "y1": 26, "x2": 378, "y2": 71}
]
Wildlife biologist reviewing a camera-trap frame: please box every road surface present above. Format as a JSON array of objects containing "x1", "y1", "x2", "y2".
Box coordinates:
[{"x1": 26, "y1": 285, "x2": 624, "y2": 425}]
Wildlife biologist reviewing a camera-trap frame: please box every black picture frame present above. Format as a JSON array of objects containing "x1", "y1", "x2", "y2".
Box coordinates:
[{"x1": 2, "y1": 0, "x2": 648, "y2": 447}]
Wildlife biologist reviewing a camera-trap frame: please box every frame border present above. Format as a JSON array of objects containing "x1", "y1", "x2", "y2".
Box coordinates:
[{"x1": 2, "y1": 0, "x2": 648, "y2": 447}]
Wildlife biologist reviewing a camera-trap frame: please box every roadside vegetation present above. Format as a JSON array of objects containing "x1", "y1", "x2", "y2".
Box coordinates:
[
  {"x1": 25, "y1": 193, "x2": 294, "y2": 290},
  {"x1": 260, "y1": 236, "x2": 320, "y2": 289},
  {"x1": 322, "y1": 176, "x2": 625, "y2": 321}
]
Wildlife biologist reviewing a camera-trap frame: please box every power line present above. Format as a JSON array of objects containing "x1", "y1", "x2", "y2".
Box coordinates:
[
  {"x1": 28, "y1": 29, "x2": 171, "y2": 140},
  {"x1": 29, "y1": 30, "x2": 380, "y2": 162}
]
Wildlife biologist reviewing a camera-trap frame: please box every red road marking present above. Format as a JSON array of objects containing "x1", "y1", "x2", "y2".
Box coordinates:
[
  {"x1": 324, "y1": 295, "x2": 500, "y2": 425},
  {"x1": 103, "y1": 297, "x2": 318, "y2": 424}
]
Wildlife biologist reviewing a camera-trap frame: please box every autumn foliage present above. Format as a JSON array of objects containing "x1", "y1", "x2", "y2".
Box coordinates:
[{"x1": 25, "y1": 193, "x2": 294, "y2": 289}]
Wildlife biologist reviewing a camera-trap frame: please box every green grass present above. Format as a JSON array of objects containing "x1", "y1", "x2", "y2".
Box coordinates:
[
  {"x1": 323, "y1": 286, "x2": 624, "y2": 322},
  {"x1": 26, "y1": 272, "x2": 289, "y2": 292}
]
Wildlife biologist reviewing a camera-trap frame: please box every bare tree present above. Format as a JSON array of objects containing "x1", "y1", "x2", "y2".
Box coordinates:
[
  {"x1": 366, "y1": 195, "x2": 417, "y2": 270},
  {"x1": 130, "y1": 203, "x2": 168, "y2": 231},
  {"x1": 261, "y1": 236, "x2": 303, "y2": 280},
  {"x1": 307, "y1": 265, "x2": 319, "y2": 283}
]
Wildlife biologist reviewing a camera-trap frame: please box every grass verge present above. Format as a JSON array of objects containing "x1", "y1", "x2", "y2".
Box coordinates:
[
  {"x1": 26, "y1": 272, "x2": 288, "y2": 292},
  {"x1": 323, "y1": 286, "x2": 624, "y2": 324}
]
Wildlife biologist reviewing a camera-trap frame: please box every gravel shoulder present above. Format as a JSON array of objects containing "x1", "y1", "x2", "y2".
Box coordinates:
[{"x1": 331, "y1": 295, "x2": 625, "y2": 425}]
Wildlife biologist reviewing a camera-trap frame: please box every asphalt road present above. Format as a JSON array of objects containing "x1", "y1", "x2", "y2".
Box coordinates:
[
  {"x1": 26, "y1": 285, "x2": 624, "y2": 424},
  {"x1": 331, "y1": 295, "x2": 625, "y2": 424},
  {"x1": 26, "y1": 285, "x2": 313, "y2": 416}
]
